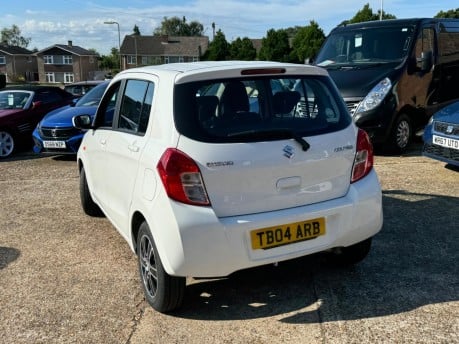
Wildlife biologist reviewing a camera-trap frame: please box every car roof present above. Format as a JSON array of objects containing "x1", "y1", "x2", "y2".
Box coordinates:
[
  {"x1": 65, "y1": 80, "x2": 104, "y2": 86},
  {"x1": 0, "y1": 85, "x2": 64, "y2": 92},
  {"x1": 115, "y1": 61, "x2": 328, "y2": 84}
]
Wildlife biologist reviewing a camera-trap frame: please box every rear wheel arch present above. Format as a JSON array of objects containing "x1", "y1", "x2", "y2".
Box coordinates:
[{"x1": 131, "y1": 211, "x2": 146, "y2": 253}]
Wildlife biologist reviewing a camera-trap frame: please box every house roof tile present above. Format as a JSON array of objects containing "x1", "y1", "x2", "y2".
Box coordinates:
[{"x1": 121, "y1": 35, "x2": 209, "y2": 56}]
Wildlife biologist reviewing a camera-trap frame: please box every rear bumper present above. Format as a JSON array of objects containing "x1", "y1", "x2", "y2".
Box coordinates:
[{"x1": 143, "y1": 169, "x2": 383, "y2": 278}]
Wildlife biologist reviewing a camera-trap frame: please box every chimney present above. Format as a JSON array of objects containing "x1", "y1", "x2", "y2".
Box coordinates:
[{"x1": 68, "y1": 40, "x2": 73, "y2": 47}]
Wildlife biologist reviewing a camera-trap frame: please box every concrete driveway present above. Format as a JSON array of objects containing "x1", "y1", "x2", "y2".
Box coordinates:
[{"x1": 1, "y1": 145, "x2": 458, "y2": 343}]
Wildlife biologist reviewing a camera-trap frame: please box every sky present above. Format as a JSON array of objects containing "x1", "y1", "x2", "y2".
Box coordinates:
[{"x1": 2, "y1": 0, "x2": 458, "y2": 55}]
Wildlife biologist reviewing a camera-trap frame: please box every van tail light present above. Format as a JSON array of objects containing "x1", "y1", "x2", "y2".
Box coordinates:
[
  {"x1": 157, "y1": 148, "x2": 210, "y2": 206},
  {"x1": 351, "y1": 129, "x2": 374, "y2": 183}
]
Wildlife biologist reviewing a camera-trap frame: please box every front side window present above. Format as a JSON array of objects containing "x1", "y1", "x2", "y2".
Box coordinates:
[
  {"x1": 94, "y1": 82, "x2": 121, "y2": 128},
  {"x1": 117, "y1": 79, "x2": 154, "y2": 135},
  {"x1": 174, "y1": 75, "x2": 350, "y2": 143}
]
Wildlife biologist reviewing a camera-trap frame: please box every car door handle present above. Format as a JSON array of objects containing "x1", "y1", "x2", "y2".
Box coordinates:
[{"x1": 128, "y1": 144, "x2": 139, "y2": 152}]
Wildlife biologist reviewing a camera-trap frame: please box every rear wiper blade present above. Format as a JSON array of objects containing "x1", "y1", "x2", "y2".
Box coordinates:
[{"x1": 228, "y1": 129, "x2": 310, "y2": 151}]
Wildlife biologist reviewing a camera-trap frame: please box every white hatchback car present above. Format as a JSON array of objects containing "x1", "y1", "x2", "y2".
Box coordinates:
[{"x1": 74, "y1": 61, "x2": 383, "y2": 313}]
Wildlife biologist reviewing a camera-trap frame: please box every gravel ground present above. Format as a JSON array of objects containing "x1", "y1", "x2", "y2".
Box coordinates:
[{"x1": 0, "y1": 144, "x2": 458, "y2": 344}]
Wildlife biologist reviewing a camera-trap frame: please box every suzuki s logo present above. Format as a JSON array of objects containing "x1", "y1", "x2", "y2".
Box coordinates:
[
  {"x1": 283, "y1": 145, "x2": 294, "y2": 159},
  {"x1": 446, "y1": 125, "x2": 454, "y2": 134}
]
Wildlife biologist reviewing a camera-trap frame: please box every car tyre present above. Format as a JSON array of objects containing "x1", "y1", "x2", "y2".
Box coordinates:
[
  {"x1": 389, "y1": 114, "x2": 411, "y2": 153},
  {"x1": 137, "y1": 221, "x2": 186, "y2": 313},
  {"x1": 326, "y1": 237, "x2": 372, "y2": 266},
  {"x1": 0, "y1": 130, "x2": 15, "y2": 158},
  {"x1": 79, "y1": 167, "x2": 104, "y2": 217}
]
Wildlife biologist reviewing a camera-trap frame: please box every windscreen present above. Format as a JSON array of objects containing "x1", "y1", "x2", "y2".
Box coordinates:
[
  {"x1": 75, "y1": 82, "x2": 109, "y2": 107},
  {"x1": 316, "y1": 25, "x2": 415, "y2": 66},
  {"x1": 0, "y1": 91, "x2": 32, "y2": 110},
  {"x1": 174, "y1": 75, "x2": 351, "y2": 143}
]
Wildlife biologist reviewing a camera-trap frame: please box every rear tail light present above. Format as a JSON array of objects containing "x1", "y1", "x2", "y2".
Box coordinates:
[
  {"x1": 157, "y1": 148, "x2": 210, "y2": 205},
  {"x1": 351, "y1": 129, "x2": 374, "y2": 183}
]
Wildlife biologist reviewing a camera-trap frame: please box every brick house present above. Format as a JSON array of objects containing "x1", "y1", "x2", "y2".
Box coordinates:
[
  {"x1": 0, "y1": 44, "x2": 38, "y2": 82},
  {"x1": 120, "y1": 35, "x2": 209, "y2": 69},
  {"x1": 35, "y1": 41, "x2": 98, "y2": 83}
]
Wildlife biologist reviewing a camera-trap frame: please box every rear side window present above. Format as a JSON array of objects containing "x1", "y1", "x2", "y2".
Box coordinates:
[
  {"x1": 117, "y1": 79, "x2": 154, "y2": 135},
  {"x1": 174, "y1": 75, "x2": 350, "y2": 143}
]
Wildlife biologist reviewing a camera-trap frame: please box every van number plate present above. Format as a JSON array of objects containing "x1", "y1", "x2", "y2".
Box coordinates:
[{"x1": 250, "y1": 217, "x2": 326, "y2": 250}]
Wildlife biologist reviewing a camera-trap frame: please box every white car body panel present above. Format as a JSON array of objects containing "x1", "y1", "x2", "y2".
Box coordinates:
[{"x1": 77, "y1": 61, "x2": 383, "y2": 278}]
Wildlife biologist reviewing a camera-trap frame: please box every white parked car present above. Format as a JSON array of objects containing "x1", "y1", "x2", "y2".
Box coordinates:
[{"x1": 74, "y1": 61, "x2": 383, "y2": 313}]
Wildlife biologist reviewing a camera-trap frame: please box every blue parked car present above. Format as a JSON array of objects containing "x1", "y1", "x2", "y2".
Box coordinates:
[
  {"x1": 33, "y1": 81, "x2": 109, "y2": 155},
  {"x1": 423, "y1": 101, "x2": 459, "y2": 167}
]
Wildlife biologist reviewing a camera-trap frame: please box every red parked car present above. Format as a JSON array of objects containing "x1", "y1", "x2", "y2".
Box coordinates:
[{"x1": 0, "y1": 86, "x2": 75, "y2": 158}]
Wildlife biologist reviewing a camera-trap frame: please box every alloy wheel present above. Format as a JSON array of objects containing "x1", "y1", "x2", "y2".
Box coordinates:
[
  {"x1": 0, "y1": 131, "x2": 14, "y2": 158},
  {"x1": 396, "y1": 119, "x2": 410, "y2": 149},
  {"x1": 139, "y1": 233, "x2": 158, "y2": 299}
]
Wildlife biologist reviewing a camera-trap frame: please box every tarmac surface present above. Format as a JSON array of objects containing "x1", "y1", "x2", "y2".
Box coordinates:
[{"x1": 1, "y1": 144, "x2": 458, "y2": 344}]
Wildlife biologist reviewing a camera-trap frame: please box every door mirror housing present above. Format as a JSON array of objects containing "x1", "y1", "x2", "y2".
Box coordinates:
[
  {"x1": 416, "y1": 51, "x2": 433, "y2": 72},
  {"x1": 72, "y1": 114, "x2": 92, "y2": 129}
]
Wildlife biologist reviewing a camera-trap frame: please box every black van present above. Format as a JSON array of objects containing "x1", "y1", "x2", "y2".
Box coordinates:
[{"x1": 315, "y1": 18, "x2": 459, "y2": 152}]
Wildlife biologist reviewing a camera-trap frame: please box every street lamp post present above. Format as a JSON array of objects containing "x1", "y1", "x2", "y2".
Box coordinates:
[{"x1": 104, "y1": 21, "x2": 122, "y2": 70}]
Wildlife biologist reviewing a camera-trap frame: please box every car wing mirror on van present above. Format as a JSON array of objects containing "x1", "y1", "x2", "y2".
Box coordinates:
[
  {"x1": 416, "y1": 51, "x2": 433, "y2": 72},
  {"x1": 72, "y1": 114, "x2": 93, "y2": 129}
]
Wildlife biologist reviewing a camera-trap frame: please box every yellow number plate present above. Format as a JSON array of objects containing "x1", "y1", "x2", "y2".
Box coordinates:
[{"x1": 251, "y1": 217, "x2": 326, "y2": 250}]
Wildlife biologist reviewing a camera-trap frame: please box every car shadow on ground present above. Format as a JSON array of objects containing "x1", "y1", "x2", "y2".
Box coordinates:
[
  {"x1": 173, "y1": 190, "x2": 458, "y2": 322},
  {"x1": 0, "y1": 247, "x2": 20, "y2": 270}
]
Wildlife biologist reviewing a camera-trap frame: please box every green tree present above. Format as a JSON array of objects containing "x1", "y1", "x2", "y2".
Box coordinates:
[
  {"x1": 133, "y1": 25, "x2": 141, "y2": 36},
  {"x1": 1, "y1": 25, "x2": 31, "y2": 48},
  {"x1": 343, "y1": 3, "x2": 396, "y2": 25},
  {"x1": 290, "y1": 20, "x2": 325, "y2": 63},
  {"x1": 203, "y1": 29, "x2": 229, "y2": 61},
  {"x1": 258, "y1": 29, "x2": 291, "y2": 62},
  {"x1": 99, "y1": 47, "x2": 120, "y2": 71},
  {"x1": 229, "y1": 37, "x2": 257, "y2": 60},
  {"x1": 435, "y1": 8, "x2": 459, "y2": 18},
  {"x1": 153, "y1": 16, "x2": 204, "y2": 36}
]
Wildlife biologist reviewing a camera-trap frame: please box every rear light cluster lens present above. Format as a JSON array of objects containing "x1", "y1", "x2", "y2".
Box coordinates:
[
  {"x1": 351, "y1": 129, "x2": 374, "y2": 183},
  {"x1": 157, "y1": 148, "x2": 210, "y2": 206}
]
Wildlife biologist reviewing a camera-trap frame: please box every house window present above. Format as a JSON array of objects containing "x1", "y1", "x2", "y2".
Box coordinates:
[
  {"x1": 63, "y1": 55, "x2": 73, "y2": 64},
  {"x1": 127, "y1": 55, "x2": 137, "y2": 65},
  {"x1": 193, "y1": 56, "x2": 199, "y2": 62},
  {"x1": 0, "y1": 56, "x2": 5, "y2": 64},
  {"x1": 165, "y1": 56, "x2": 169, "y2": 64},
  {"x1": 142, "y1": 56, "x2": 148, "y2": 65},
  {"x1": 45, "y1": 72, "x2": 55, "y2": 83},
  {"x1": 64, "y1": 73, "x2": 74, "y2": 83},
  {"x1": 44, "y1": 55, "x2": 54, "y2": 64},
  {"x1": 179, "y1": 56, "x2": 184, "y2": 62}
]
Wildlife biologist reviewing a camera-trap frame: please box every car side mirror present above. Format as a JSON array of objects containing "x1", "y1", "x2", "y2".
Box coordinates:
[
  {"x1": 72, "y1": 114, "x2": 92, "y2": 129},
  {"x1": 416, "y1": 51, "x2": 433, "y2": 72},
  {"x1": 32, "y1": 101, "x2": 43, "y2": 109}
]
